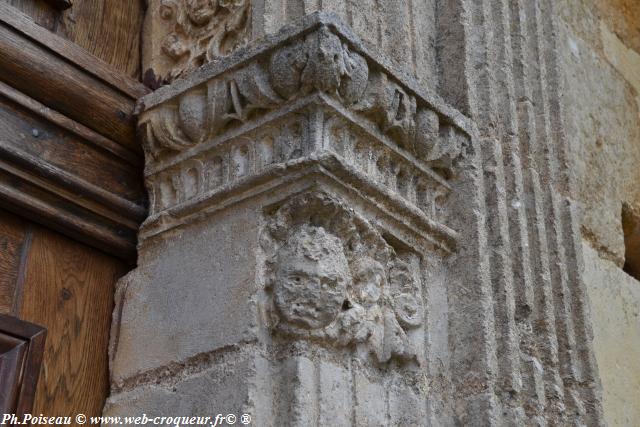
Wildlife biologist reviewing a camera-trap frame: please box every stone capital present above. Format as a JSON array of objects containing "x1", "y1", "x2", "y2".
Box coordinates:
[{"x1": 137, "y1": 13, "x2": 472, "y2": 252}]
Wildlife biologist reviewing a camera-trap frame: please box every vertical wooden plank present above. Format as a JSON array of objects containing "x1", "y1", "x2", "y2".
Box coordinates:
[
  {"x1": 18, "y1": 223, "x2": 126, "y2": 416},
  {"x1": 0, "y1": 209, "x2": 30, "y2": 315},
  {"x1": 4, "y1": 0, "x2": 61, "y2": 33},
  {"x1": 61, "y1": 0, "x2": 145, "y2": 78},
  {"x1": 3, "y1": 0, "x2": 145, "y2": 79}
]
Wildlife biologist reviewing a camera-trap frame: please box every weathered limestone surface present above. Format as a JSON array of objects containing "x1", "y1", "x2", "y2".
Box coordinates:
[
  {"x1": 109, "y1": 207, "x2": 260, "y2": 383},
  {"x1": 601, "y1": 23, "x2": 640, "y2": 95},
  {"x1": 142, "y1": 0, "x2": 251, "y2": 85},
  {"x1": 583, "y1": 243, "x2": 640, "y2": 427},
  {"x1": 557, "y1": 2, "x2": 640, "y2": 425},
  {"x1": 559, "y1": 0, "x2": 640, "y2": 265},
  {"x1": 557, "y1": 0, "x2": 640, "y2": 63},
  {"x1": 105, "y1": 349, "x2": 257, "y2": 415},
  {"x1": 109, "y1": 14, "x2": 470, "y2": 424},
  {"x1": 560, "y1": 25, "x2": 640, "y2": 264},
  {"x1": 107, "y1": 2, "x2": 607, "y2": 425}
]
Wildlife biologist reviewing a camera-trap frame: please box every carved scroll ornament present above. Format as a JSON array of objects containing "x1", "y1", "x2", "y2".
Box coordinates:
[{"x1": 261, "y1": 192, "x2": 425, "y2": 364}]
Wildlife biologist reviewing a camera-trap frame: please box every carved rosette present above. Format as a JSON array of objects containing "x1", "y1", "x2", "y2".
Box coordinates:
[{"x1": 260, "y1": 191, "x2": 425, "y2": 365}]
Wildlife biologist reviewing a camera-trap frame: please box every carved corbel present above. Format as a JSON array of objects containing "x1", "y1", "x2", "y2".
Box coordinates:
[
  {"x1": 141, "y1": 21, "x2": 469, "y2": 171},
  {"x1": 138, "y1": 16, "x2": 472, "y2": 238}
]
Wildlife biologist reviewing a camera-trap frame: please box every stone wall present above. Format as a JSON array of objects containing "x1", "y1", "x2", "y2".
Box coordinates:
[
  {"x1": 582, "y1": 244, "x2": 640, "y2": 426},
  {"x1": 558, "y1": 0, "x2": 640, "y2": 425},
  {"x1": 105, "y1": 1, "x2": 619, "y2": 425}
]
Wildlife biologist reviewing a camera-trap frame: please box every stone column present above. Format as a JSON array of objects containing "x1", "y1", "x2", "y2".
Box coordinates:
[{"x1": 106, "y1": 1, "x2": 604, "y2": 425}]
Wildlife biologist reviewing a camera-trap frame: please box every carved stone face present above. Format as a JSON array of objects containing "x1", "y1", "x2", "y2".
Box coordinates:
[{"x1": 274, "y1": 226, "x2": 349, "y2": 329}]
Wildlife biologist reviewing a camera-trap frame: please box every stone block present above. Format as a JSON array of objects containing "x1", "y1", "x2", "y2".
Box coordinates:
[
  {"x1": 318, "y1": 361, "x2": 353, "y2": 426},
  {"x1": 583, "y1": 242, "x2": 640, "y2": 427},
  {"x1": 388, "y1": 378, "x2": 427, "y2": 427},
  {"x1": 561, "y1": 24, "x2": 640, "y2": 263},
  {"x1": 601, "y1": 22, "x2": 640, "y2": 94},
  {"x1": 354, "y1": 372, "x2": 386, "y2": 427},
  {"x1": 105, "y1": 351, "x2": 254, "y2": 416},
  {"x1": 111, "y1": 206, "x2": 261, "y2": 383},
  {"x1": 278, "y1": 356, "x2": 318, "y2": 426},
  {"x1": 557, "y1": 0, "x2": 603, "y2": 52}
]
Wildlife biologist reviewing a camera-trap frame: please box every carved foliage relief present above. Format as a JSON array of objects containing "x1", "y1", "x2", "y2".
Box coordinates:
[
  {"x1": 260, "y1": 192, "x2": 425, "y2": 365},
  {"x1": 324, "y1": 115, "x2": 457, "y2": 224},
  {"x1": 146, "y1": 114, "x2": 307, "y2": 214},
  {"x1": 154, "y1": 0, "x2": 251, "y2": 81},
  {"x1": 140, "y1": 23, "x2": 468, "y2": 247},
  {"x1": 142, "y1": 26, "x2": 464, "y2": 170}
]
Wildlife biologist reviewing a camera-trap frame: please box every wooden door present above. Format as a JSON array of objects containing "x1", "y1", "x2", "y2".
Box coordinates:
[
  {"x1": 0, "y1": 208, "x2": 126, "y2": 415},
  {"x1": 0, "y1": 0, "x2": 148, "y2": 416}
]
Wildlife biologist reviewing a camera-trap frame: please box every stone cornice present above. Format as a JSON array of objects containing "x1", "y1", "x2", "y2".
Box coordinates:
[{"x1": 137, "y1": 12, "x2": 475, "y2": 253}]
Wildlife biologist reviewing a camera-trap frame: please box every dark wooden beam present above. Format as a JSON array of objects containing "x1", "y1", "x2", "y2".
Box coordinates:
[{"x1": 0, "y1": 4, "x2": 148, "y2": 261}]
